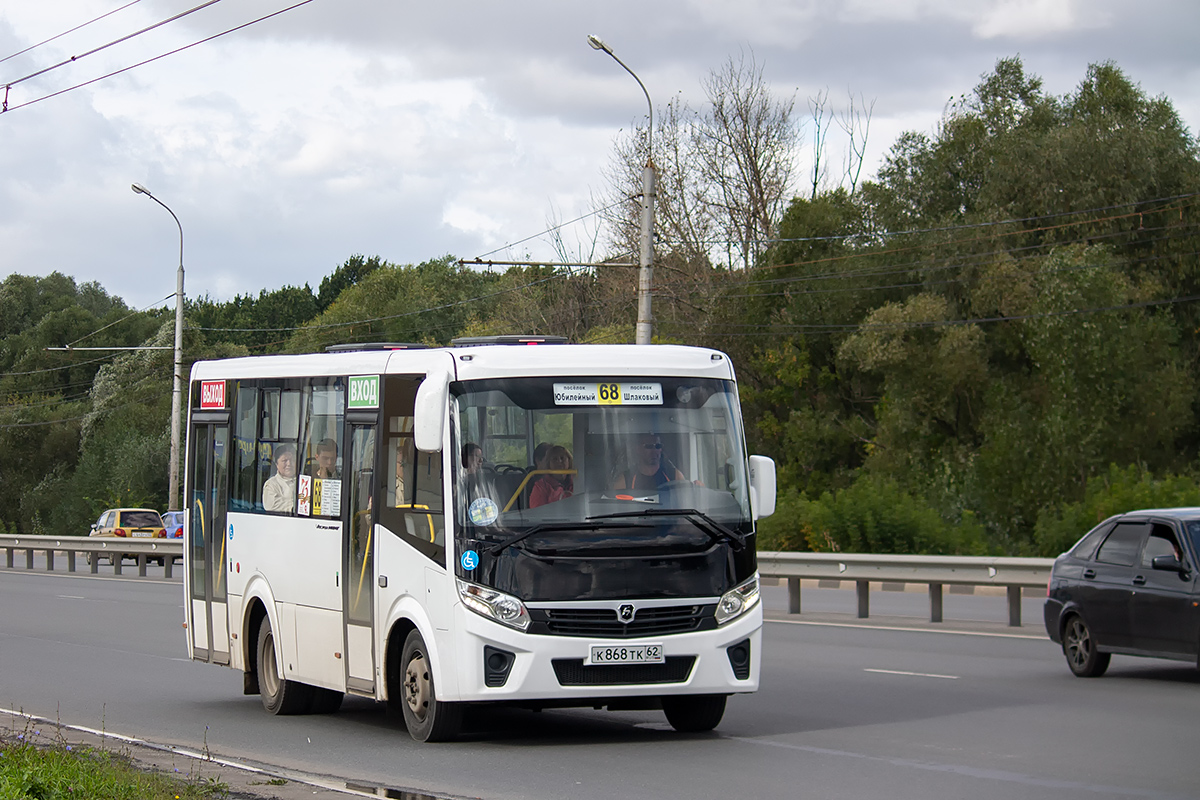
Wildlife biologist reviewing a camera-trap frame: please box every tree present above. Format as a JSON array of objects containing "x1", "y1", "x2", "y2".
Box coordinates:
[
  {"x1": 693, "y1": 51, "x2": 799, "y2": 271},
  {"x1": 317, "y1": 254, "x2": 384, "y2": 313}
]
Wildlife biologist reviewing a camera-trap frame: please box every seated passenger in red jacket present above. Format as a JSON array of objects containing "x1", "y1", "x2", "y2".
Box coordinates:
[{"x1": 529, "y1": 445, "x2": 574, "y2": 508}]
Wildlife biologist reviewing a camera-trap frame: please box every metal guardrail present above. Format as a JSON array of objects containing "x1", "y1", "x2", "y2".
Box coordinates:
[
  {"x1": 2, "y1": 536, "x2": 1052, "y2": 625},
  {"x1": 757, "y1": 551, "x2": 1056, "y2": 627},
  {"x1": 0, "y1": 534, "x2": 184, "y2": 579}
]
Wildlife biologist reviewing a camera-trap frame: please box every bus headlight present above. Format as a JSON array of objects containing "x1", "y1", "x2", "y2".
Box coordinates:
[
  {"x1": 715, "y1": 575, "x2": 760, "y2": 626},
  {"x1": 457, "y1": 579, "x2": 531, "y2": 631}
]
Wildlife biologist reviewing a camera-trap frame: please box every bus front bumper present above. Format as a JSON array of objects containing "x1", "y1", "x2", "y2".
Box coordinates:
[{"x1": 447, "y1": 602, "x2": 762, "y2": 704}]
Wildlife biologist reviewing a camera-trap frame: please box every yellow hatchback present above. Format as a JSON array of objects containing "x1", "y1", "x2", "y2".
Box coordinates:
[{"x1": 87, "y1": 507, "x2": 167, "y2": 565}]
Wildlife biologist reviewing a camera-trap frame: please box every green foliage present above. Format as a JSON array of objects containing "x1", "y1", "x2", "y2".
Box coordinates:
[
  {"x1": 317, "y1": 254, "x2": 384, "y2": 313},
  {"x1": 1032, "y1": 464, "x2": 1200, "y2": 557},
  {"x1": 757, "y1": 475, "x2": 987, "y2": 555},
  {"x1": 189, "y1": 284, "x2": 318, "y2": 352},
  {"x1": 287, "y1": 256, "x2": 498, "y2": 352}
]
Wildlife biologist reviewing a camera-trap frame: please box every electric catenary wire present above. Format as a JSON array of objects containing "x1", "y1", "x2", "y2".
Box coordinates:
[
  {"x1": 2, "y1": 0, "x2": 315, "y2": 114},
  {"x1": 2, "y1": 0, "x2": 224, "y2": 94},
  {"x1": 0, "y1": 0, "x2": 145, "y2": 66}
]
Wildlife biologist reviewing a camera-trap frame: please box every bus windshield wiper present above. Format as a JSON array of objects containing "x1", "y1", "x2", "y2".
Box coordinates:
[
  {"x1": 488, "y1": 521, "x2": 654, "y2": 557},
  {"x1": 587, "y1": 508, "x2": 747, "y2": 551}
]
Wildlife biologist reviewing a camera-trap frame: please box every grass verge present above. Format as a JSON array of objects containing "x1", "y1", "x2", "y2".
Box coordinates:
[{"x1": 0, "y1": 722, "x2": 230, "y2": 800}]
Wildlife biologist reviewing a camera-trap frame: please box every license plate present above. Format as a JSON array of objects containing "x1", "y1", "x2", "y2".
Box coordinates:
[
  {"x1": 131, "y1": 531, "x2": 153, "y2": 538},
  {"x1": 587, "y1": 643, "x2": 664, "y2": 665}
]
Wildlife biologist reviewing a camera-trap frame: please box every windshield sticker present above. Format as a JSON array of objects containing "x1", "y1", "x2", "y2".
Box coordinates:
[
  {"x1": 553, "y1": 382, "x2": 663, "y2": 406},
  {"x1": 318, "y1": 479, "x2": 341, "y2": 517},
  {"x1": 468, "y1": 497, "x2": 499, "y2": 526},
  {"x1": 296, "y1": 475, "x2": 312, "y2": 516},
  {"x1": 461, "y1": 549, "x2": 479, "y2": 571}
]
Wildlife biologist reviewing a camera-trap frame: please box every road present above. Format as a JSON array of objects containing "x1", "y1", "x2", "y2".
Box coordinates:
[{"x1": 1, "y1": 568, "x2": 1197, "y2": 800}]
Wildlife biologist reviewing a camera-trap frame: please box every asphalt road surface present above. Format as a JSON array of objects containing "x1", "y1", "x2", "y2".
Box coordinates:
[{"x1": 1, "y1": 568, "x2": 1197, "y2": 800}]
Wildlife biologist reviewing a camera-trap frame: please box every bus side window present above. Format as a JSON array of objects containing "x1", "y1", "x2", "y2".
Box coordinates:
[
  {"x1": 378, "y1": 376, "x2": 445, "y2": 565},
  {"x1": 231, "y1": 383, "x2": 262, "y2": 512}
]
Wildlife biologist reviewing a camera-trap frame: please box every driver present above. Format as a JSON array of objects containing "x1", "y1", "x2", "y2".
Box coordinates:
[{"x1": 613, "y1": 433, "x2": 685, "y2": 491}]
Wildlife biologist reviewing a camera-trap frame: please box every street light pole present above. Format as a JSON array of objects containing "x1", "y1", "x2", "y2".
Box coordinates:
[
  {"x1": 131, "y1": 183, "x2": 185, "y2": 513},
  {"x1": 588, "y1": 34, "x2": 656, "y2": 345}
]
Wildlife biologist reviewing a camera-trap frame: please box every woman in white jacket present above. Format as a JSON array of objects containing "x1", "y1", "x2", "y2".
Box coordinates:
[{"x1": 262, "y1": 443, "x2": 297, "y2": 513}]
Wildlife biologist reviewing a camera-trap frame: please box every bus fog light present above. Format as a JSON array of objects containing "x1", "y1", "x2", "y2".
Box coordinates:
[
  {"x1": 457, "y1": 579, "x2": 531, "y2": 631},
  {"x1": 715, "y1": 575, "x2": 760, "y2": 625}
]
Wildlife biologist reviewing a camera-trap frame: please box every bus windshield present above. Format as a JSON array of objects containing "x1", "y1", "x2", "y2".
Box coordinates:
[{"x1": 452, "y1": 376, "x2": 752, "y2": 551}]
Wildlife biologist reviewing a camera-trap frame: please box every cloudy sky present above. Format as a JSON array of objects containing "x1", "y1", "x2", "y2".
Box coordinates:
[{"x1": 1, "y1": 0, "x2": 1197, "y2": 312}]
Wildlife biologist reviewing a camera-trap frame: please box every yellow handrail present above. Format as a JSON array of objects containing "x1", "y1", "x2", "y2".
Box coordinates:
[
  {"x1": 352, "y1": 508, "x2": 373, "y2": 614},
  {"x1": 395, "y1": 503, "x2": 435, "y2": 542}
]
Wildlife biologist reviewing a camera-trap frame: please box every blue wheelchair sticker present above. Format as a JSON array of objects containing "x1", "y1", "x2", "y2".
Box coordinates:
[
  {"x1": 461, "y1": 549, "x2": 479, "y2": 571},
  {"x1": 228, "y1": 523, "x2": 234, "y2": 541}
]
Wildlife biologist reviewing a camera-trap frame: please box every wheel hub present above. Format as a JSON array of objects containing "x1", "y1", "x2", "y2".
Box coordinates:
[
  {"x1": 404, "y1": 653, "x2": 430, "y2": 720},
  {"x1": 1066, "y1": 620, "x2": 1089, "y2": 667}
]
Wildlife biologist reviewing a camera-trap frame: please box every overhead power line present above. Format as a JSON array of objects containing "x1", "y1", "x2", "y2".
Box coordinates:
[
  {"x1": 0, "y1": 0, "x2": 145, "y2": 66},
  {"x1": 2, "y1": 0, "x2": 315, "y2": 114},
  {"x1": 2, "y1": 0, "x2": 223, "y2": 95}
]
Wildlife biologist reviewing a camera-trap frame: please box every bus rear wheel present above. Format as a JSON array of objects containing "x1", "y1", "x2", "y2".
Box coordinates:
[
  {"x1": 662, "y1": 694, "x2": 727, "y2": 733},
  {"x1": 395, "y1": 629, "x2": 461, "y2": 742},
  {"x1": 257, "y1": 619, "x2": 314, "y2": 715}
]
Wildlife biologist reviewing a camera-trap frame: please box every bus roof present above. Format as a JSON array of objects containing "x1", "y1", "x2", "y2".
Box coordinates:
[{"x1": 189, "y1": 343, "x2": 736, "y2": 383}]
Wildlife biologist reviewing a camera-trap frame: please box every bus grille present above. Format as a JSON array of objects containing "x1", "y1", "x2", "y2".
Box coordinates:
[
  {"x1": 551, "y1": 656, "x2": 696, "y2": 686},
  {"x1": 531, "y1": 605, "x2": 716, "y2": 638}
]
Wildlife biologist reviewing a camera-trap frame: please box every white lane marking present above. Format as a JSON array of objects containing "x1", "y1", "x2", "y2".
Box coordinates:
[
  {"x1": 864, "y1": 668, "x2": 958, "y2": 679},
  {"x1": 766, "y1": 617, "x2": 1047, "y2": 640},
  {"x1": 56, "y1": 595, "x2": 86, "y2": 600}
]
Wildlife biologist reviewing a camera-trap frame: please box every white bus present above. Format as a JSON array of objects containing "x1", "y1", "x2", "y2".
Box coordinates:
[{"x1": 184, "y1": 337, "x2": 775, "y2": 741}]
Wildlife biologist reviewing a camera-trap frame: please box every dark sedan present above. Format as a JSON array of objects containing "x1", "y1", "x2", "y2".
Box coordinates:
[{"x1": 1045, "y1": 508, "x2": 1200, "y2": 676}]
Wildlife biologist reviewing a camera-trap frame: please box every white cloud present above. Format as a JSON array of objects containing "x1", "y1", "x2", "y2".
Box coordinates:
[{"x1": 973, "y1": 0, "x2": 1095, "y2": 39}]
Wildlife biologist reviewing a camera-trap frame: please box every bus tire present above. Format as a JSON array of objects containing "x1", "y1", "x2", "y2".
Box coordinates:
[
  {"x1": 257, "y1": 619, "x2": 314, "y2": 715},
  {"x1": 308, "y1": 687, "x2": 344, "y2": 714},
  {"x1": 662, "y1": 694, "x2": 727, "y2": 733},
  {"x1": 397, "y1": 629, "x2": 461, "y2": 742}
]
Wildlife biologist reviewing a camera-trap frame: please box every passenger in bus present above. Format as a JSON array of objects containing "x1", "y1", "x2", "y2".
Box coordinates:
[
  {"x1": 459, "y1": 441, "x2": 497, "y2": 509},
  {"x1": 613, "y1": 433, "x2": 685, "y2": 491},
  {"x1": 312, "y1": 438, "x2": 339, "y2": 480},
  {"x1": 532, "y1": 441, "x2": 551, "y2": 471},
  {"x1": 262, "y1": 443, "x2": 297, "y2": 513},
  {"x1": 462, "y1": 442, "x2": 483, "y2": 475},
  {"x1": 529, "y1": 445, "x2": 574, "y2": 508}
]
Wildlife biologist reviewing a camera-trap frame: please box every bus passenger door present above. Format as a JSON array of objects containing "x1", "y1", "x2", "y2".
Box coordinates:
[
  {"x1": 344, "y1": 421, "x2": 377, "y2": 693},
  {"x1": 188, "y1": 419, "x2": 231, "y2": 664}
]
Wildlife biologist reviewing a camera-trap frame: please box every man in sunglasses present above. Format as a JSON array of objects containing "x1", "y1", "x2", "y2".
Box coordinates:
[{"x1": 613, "y1": 433, "x2": 686, "y2": 491}]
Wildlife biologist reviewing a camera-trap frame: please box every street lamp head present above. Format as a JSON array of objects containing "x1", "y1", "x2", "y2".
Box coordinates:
[
  {"x1": 131, "y1": 182, "x2": 151, "y2": 196},
  {"x1": 586, "y1": 34, "x2": 611, "y2": 55}
]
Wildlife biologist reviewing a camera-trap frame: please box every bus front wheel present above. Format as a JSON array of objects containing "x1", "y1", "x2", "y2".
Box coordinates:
[
  {"x1": 396, "y1": 629, "x2": 461, "y2": 742},
  {"x1": 662, "y1": 694, "x2": 727, "y2": 733},
  {"x1": 257, "y1": 619, "x2": 314, "y2": 715}
]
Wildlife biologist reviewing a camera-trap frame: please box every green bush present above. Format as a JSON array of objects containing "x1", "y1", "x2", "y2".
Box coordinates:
[
  {"x1": 756, "y1": 474, "x2": 987, "y2": 555},
  {"x1": 1032, "y1": 464, "x2": 1200, "y2": 557}
]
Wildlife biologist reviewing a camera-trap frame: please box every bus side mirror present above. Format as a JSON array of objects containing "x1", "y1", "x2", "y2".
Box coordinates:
[
  {"x1": 414, "y1": 368, "x2": 450, "y2": 453},
  {"x1": 748, "y1": 455, "x2": 776, "y2": 519}
]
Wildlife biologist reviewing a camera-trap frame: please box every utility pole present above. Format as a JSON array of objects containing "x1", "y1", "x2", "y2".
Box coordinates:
[{"x1": 588, "y1": 34, "x2": 656, "y2": 344}]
